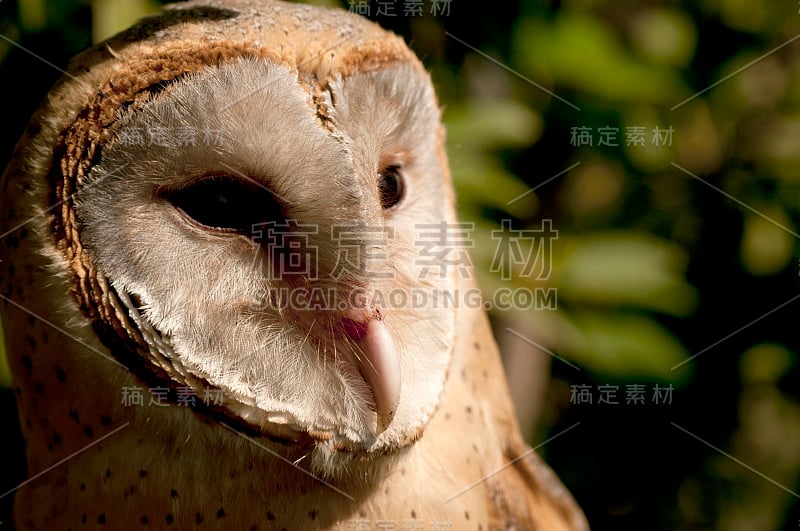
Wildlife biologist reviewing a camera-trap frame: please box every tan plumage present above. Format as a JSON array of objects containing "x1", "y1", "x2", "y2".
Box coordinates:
[{"x1": 0, "y1": 0, "x2": 587, "y2": 528}]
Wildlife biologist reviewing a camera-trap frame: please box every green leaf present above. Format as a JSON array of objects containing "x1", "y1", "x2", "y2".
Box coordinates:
[
  {"x1": 91, "y1": 0, "x2": 161, "y2": 43},
  {"x1": 740, "y1": 343, "x2": 793, "y2": 385},
  {"x1": 563, "y1": 310, "x2": 690, "y2": 383},
  {"x1": 629, "y1": 9, "x2": 697, "y2": 68},
  {"x1": 552, "y1": 232, "x2": 698, "y2": 316},
  {"x1": 446, "y1": 99, "x2": 543, "y2": 218},
  {"x1": 740, "y1": 207, "x2": 795, "y2": 276},
  {"x1": 514, "y1": 11, "x2": 686, "y2": 104},
  {"x1": 19, "y1": 0, "x2": 47, "y2": 32},
  {"x1": 444, "y1": 99, "x2": 543, "y2": 151}
]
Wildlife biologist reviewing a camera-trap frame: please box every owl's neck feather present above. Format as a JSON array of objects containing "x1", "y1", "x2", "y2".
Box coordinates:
[
  {"x1": 3, "y1": 218, "x2": 583, "y2": 529},
  {"x1": 7, "y1": 245, "x2": 505, "y2": 526}
]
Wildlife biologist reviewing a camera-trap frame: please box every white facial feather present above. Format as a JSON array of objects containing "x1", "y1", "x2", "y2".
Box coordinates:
[{"x1": 74, "y1": 57, "x2": 455, "y2": 472}]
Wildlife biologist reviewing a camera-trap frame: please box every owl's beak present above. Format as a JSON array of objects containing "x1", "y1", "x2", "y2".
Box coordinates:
[{"x1": 342, "y1": 310, "x2": 401, "y2": 434}]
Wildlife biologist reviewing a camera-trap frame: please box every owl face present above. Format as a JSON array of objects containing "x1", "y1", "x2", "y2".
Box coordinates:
[{"x1": 73, "y1": 55, "x2": 456, "y2": 467}]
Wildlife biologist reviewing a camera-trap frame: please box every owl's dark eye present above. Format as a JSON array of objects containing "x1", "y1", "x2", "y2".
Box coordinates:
[
  {"x1": 165, "y1": 176, "x2": 283, "y2": 233},
  {"x1": 378, "y1": 166, "x2": 404, "y2": 210}
]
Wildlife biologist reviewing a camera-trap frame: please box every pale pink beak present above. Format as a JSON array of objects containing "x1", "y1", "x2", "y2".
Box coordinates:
[{"x1": 342, "y1": 308, "x2": 401, "y2": 434}]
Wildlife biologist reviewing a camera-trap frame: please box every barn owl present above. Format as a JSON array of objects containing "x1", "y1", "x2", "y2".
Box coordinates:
[{"x1": 0, "y1": 0, "x2": 587, "y2": 528}]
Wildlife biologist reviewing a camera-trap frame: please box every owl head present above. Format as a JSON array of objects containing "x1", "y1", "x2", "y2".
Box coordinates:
[{"x1": 2, "y1": 0, "x2": 463, "y2": 474}]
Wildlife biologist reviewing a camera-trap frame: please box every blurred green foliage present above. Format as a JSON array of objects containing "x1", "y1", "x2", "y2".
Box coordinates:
[
  {"x1": 441, "y1": 5, "x2": 702, "y2": 387},
  {"x1": 516, "y1": 12, "x2": 687, "y2": 104},
  {"x1": 1, "y1": 0, "x2": 800, "y2": 530}
]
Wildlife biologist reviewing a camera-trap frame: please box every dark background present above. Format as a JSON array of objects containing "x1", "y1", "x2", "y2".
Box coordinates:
[{"x1": 2, "y1": 0, "x2": 800, "y2": 529}]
